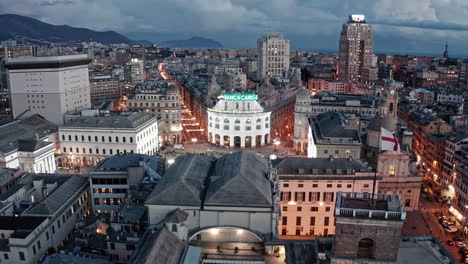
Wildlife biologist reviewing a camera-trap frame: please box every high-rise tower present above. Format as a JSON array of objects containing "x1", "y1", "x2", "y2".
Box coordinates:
[{"x1": 338, "y1": 15, "x2": 374, "y2": 83}]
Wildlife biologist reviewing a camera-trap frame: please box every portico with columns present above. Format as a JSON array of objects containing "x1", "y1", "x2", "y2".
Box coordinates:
[{"x1": 207, "y1": 94, "x2": 271, "y2": 148}]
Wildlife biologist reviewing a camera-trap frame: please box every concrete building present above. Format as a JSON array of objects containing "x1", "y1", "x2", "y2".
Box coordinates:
[
  {"x1": 126, "y1": 81, "x2": 182, "y2": 144},
  {"x1": 330, "y1": 191, "x2": 406, "y2": 263},
  {"x1": 411, "y1": 88, "x2": 434, "y2": 105},
  {"x1": 207, "y1": 93, "x2": 271, "y2": 148},
  {"x1": 127, "y1": 58, "x2": 144, "y2": 85},
  {"x1": 0, "y1": 115, "x2": 58, "y2": 173},
  {"x1": 338, "y1": 15, "x2": 374, "y2": 83},
  {"x1": 59, "y1": 110, "x2": 158, "y2": 167},
  {"x1": 0, "y1": 45, "x2": 37, "y2": 119},
  {"x1": 145, "y1": 152, "x2": 278, "y2": 238},
  {"x1": 308, "y1": 79, "x2": 348, "y2": 94},
  {"x1": 6, "y1": 55, "x2": 92, "y2": 125},
  {"x1": 257, "y1": 33, "x2": 290, "y2": 80},
  {"x1": 307, "y1": 112, "x2": 362, "y2": 159},
  {"x1": 223, "y1": 71, "x2": 247, "y2": 90},
  {"x1": 89, "y1": 75, "x2": 121, "y2": 101},
  {"x1": 294, "y1": 91, "x2": 380, "y2": 154},
  {"x1": 275, "y1": 158, "x2": 377, "y2": 237},
  {"x1": 90, "y1": 153, "x2": 165, "y2": 213},
  {"x1": 0, "y1": 174, "x2": 91, "y2": 264}
]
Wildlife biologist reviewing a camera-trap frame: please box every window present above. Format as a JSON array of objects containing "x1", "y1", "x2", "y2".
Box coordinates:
[
  {"x1": 298, "y1": 184, "x2": 304, "y2": 188},
  {"x1": 324, "y1": 192, "x2": 334, "y2": 202},
  {"x1": 281, "y1": 228, "x2": 287, "y2": 235},
  {"x1": 282, "y1": 216, "x2": 287, "y2": 225},
  {"x1": 312, "y1": 184, "x2": 318, "y2": 188},
  {"x1": 364, "y1": 184, "x2": 370, "y2": 188},
  {"x1": 324, "y1": 217, "x2": 330, "y2": 226},
  {"x1": 37, "y1": 240, "x2": 41, "y2": 250},
  {"x1": 296, "y1": 216, "x2": 301, "y2": 225},
  {"x1": 171, "y1": 224, "x2": 178, "y2": 232},
  {"x1": 110, "y1": 243, "x2": 115, "y2": 250},
  {"x1": 405, "y1": 199, "x2": 411, "y2": 207},
  {"x1": 327, "y1": 184, "x2": 332, "y2": 188},
  {"x1": 19, "y1": 252, "x2": 25, "y2": 261},
  {"x1": 102, "y1": 136, "x2": 105, "y2": 142},
  {"x1": 63, "y1": 147, "x2": 66, "y2": 153},
  {"x1": 75, "y1": 135, "x2": 78, "y2": 141},
  {"x1": 62, "y1": 135, "x2": 65, "y2": 141},
  {"x1": 4, "y1": 253, "x2": 8, "y2": 260},
  {"x1": 52, "y1": 225, "x2": 55, "y2": 234},
  {"x1": 296, "y1": 228, "x2": 301, "y2": 235},
  {"x1": 46, "y1": 231, "x2": 49, "y2": 240},
  {"x1": 347, "y1": 184, "x2": 352, "y2": 188},
  {"x1": 108, "y1": 136, "x2": 112, "y2": 142},
  {"x1": 389, "y1": 164, "x2": 396, "y2": 176},
  {"x1": 309, "y1": 192, "x2": 320, "y2": 202},
  {"x1": 325, "y1": 207, "x2": 331, "y2": 212},
  {"x1": 311, "y1": 207, "x2": 318, "y2": 212},
  {"x1": 283, "y1": 183, "x2": 289, "y2": 187},
  {"x1": 123, "y1": 137, "x2": 126, "y2": 143},
  {"x1": 297, "y1": 206, "x2": 302, "y2": 212},
  {"x1": 68, "y1": 135, "x2": 71, "y2": 141},
  {"x1": 310, "y1": 217, "x2": 316, "y2": 226},
  {"x1": 282, "y1": 206, "x2": 288, "y2": 211}
]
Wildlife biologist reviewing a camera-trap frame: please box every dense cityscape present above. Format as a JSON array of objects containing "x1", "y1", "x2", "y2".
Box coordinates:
[{"x1": 0, "y1": 9, "x2": 466, "y2": 264}]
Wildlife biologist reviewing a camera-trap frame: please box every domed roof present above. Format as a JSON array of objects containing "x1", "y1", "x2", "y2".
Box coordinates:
[{"x1": 297, "y1": 87, "x2": 310, "y2": 98}]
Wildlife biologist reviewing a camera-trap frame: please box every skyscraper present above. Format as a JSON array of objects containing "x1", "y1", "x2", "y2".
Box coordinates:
[
  {"x1": 338, "y1": 15, "x2": 374, "y2": 83},
  {"x1": 256, "y1": 33, "x2": 290, "y2": 80}
]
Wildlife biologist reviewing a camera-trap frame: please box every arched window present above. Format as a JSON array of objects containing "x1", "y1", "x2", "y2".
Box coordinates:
[
  {"x1": 224, "y1": 119, "x2": 230, "y2": 124},
  {"x1": 257, "y1": 118, "x2": 261, "y2": 123},
  {"x1": 265, "y1": 117, "x2": 269, "y2": 121},
  {"x1": 357, "y1": 238, "x2": 374, "y2": 259},
  {"x1": 215, "y1": 118, "x2": 220, "y2": 122},
  {"x1": 389, "y1": 103, "x2": 394, "y2": 112},
  {"x1": 236, "y1": 102, "x2": 239, "y2": 110},
  {"x1": 246, "y1": 119, "x2": 251, "y2": 124},
  {"x1": 171, "y1": 224, "x2": 178, "y2": 232},
  {"x1": 209, "y1": 116, "x2": 212, "y2": 120},
  {"x1": 235, "y1": 119, "x2": 241, "y2": 124}
]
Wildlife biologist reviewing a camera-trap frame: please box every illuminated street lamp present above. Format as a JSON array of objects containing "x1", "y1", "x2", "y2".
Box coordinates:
[
  {"x1": 168, "y1": 159, "x2": 175, "y2": 165},
  {"x1": 191, "y1": 138, "x2": 198, "y2": 144}
]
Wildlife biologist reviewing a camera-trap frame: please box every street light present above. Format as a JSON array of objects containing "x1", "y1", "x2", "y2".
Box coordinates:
[{"x1": 168, "y1": 159, "x2": 175, "y2": 165}]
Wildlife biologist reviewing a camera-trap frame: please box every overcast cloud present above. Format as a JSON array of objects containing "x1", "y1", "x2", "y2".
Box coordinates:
[{"x1": 1, "y1": 0, "x2": 467, "y2": 55}]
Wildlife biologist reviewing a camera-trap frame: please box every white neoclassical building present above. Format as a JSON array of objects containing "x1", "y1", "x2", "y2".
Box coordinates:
[{"x1": 207, "y1": 94, "x2": 271, "y2": 148}]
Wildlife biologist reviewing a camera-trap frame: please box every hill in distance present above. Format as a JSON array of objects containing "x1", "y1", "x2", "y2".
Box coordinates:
[
  {"x1": 159, "y1": 36, "x2": 223, "y2": 49},
  {"x1": 0, "y1": 14, "x2": 135, "y2": 44}
]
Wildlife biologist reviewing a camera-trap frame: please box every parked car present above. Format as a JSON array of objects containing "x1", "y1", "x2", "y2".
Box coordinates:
[
  {"x1": 447, "y1": 240, "x2": 455, "y2": 246},
  {"x1": 456, "y1": 242, "x2": 466, "y2": 248}
]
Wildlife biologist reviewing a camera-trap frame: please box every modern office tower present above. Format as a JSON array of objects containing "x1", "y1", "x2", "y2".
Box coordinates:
[
  {"x1": 338, "y1": 15, "x2": 374, "y2": 83},
  {"x1": 5, "y1": 54, "x2": 91, "y2": 125},
  {"x1": 257, "y1": 33, "x2": 290, "y2": 80}
]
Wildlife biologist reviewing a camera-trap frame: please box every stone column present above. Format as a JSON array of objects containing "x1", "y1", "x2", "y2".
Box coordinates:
[
  {"x1": 241, "y1": 137, "x2": 245, "y2": 148},
  {"x1": 251, "y1": 136, "x2": 256, "y2": 148},
  {"x1": 229, "y1": 136, "x2": 235, "y2": 148},
  {"x1": 220, "y1": 135, "x2": 224, "y2": 147}
]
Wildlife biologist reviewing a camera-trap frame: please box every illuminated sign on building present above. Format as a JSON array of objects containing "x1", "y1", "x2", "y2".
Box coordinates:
[
  {"x1": 220, "y1": 94, "x2": 258, "y2": 101},
  {"x1": 350, "y1": 14, "x2": 365, "y2": 22}
]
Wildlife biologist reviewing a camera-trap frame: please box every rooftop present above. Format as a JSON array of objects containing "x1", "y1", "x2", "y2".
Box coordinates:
[
  {"x1": 274, "y1": 157, "x2": 374, "y2": 176},
  {"x1": 0, "y1": 216, "x2": 47, "y2": 238},
  {"x1": 335, "y1": 192, "x2": 406, "y2": 221},
  {"x1": 0, "y1": 114, "x2": 58, "y2": 154},
  {"x1": 62, "y1": 111, "x2": 155, "y2": 129},
  {"x1": 6, "y1": 54, "x2": 91, "y2": 69},
  {"x1": 91, "y1": 154, "x2": 165, "y2": 175},
  {"x1": 146, "y1": 152, "x2": 274, "y2": 208},
  {"x1": 310, "y1": 112, "x2": 361, "y2": 143},
  {"x1": 24, "y1": 175, "x2": 88, "y2": 216}
]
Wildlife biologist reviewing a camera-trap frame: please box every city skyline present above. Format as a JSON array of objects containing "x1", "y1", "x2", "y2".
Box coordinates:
[{"x1": 1, "y1": 0, "x2": 468, "y2": 56}]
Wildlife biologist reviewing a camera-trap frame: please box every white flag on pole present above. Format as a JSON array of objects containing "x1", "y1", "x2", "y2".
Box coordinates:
[{"x1": 380, "y1": 127, "x2": 400, "y2": 153}]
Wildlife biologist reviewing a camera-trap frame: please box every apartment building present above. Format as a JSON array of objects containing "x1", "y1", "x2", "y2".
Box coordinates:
[{"x1": 275, "y1": 157, "x2": 376, "y2": 238}]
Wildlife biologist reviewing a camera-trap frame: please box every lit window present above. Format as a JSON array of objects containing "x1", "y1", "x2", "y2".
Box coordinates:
[{"x1": 389, "y1": 165, "x2": 396, "y2": 176}]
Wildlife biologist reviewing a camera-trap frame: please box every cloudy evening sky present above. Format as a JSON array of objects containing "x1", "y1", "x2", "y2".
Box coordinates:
[{"x1": 1, "y1": 0, "x2": 468, "y2": 56}]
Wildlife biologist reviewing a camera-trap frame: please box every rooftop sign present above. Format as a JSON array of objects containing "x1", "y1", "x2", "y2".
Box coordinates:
[
  {"x1": 349, "y1": 14, "x2": 365, "y2": 22},
  {"x1": 220, "y1": 94, "x2": 258, "y2": 101}
]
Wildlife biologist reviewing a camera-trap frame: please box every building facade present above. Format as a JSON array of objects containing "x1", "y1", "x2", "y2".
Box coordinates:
[
  {"x1": 59, "y1": 110, "x2": 159, "y2": 167},
  {"x1": 257, "y1": 34, "x2": 290, "y2": 80},
  {"x1": 207, "y1": 94, "x2": 271, "y2": 148},
  {"x1": 276, "y1": 158, "x2": 377, "y2": 238},
  {"x1": 89, "y1": 75, "x2": 121, "y2": 101},
  {"x1": 338, "y1": 15, "x2": 374, "y2": 83},
  {"x1": 6, "y1": 55, "x2": 92, "y2": 125},
  {"x1": 126, "y1": 81, "x2": 182, "y2": 144}
]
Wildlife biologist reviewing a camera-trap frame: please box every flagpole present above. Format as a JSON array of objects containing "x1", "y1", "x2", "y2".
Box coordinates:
[{"x1": 371, "y1": 170, "x2": 377, "y2": 208}]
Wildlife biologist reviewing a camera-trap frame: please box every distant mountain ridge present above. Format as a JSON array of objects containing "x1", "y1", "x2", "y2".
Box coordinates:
[
  {"x1": 159, "y1": 36, "x2": 223, "y2": 49},
  {"x1": 0, "y1": 14, "x2": 135, "y2": 44}
]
